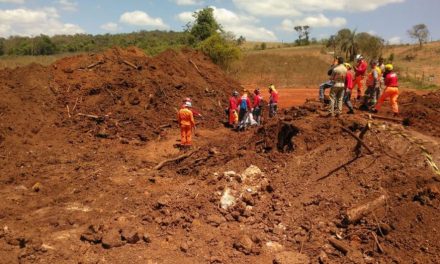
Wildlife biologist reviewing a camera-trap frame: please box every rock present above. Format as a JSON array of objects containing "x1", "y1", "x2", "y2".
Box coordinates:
[
  {"x1": 206, "y1": 214, "x2": 225, "y2": 227},
  {"x1": 80, "y1": 225, "x2": 103, "y2": 244},
  {"x1": 223, "y1": 171, "x2": 237, "y2": 181},
  {"x1": 220, "y1": 188, "x2": 236, "y2": 210},
  {"x1": 121, "y1": 228, "x2": 140, "y2": 244},
  {"x1": 264, "y1": 241, "x2": 284, "y2": 253},
  {"x1": 180, "y1": 242, "x2": 189, "y2": 253},
  {"x1": 233, "y1": 234, "x2": 254, "y2": 255},
  {"x1": 32, "y1": 182, "x2": 42, "y2": 192},
  {"x1": 241, "y1": 165, "x2": 262, "y2": 181},
  {"x1": 241, "y1": 192, "x2": 255, "y2": 206},
  {"x1": 142, "y1": 233, "x2": 151, "y2": 243},
  {"x1": 101, "y1": 229, "x2": 124, "y2": 249},
  {"x1": 273, "y1": 251, "x2": 310, "y2": 264},
  {"x1": 155, "y1": 194, "x2": 171, "y2": 209}
]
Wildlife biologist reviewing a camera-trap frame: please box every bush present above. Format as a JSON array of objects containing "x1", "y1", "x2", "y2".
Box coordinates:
[{"x1": 198, "y1": 33, "x2": 241, "y2": 70}]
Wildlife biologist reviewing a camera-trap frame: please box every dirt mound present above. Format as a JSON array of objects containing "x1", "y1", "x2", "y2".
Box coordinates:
[
  {"x1": 399, "y1": 90, "x2": 440, "y2": 137},
  {"x1": 1, "y1": 49, "x2": 440, "y2": 263},
  {"x1": 50, "y1": 47, "x2": 240, "y2": 142}
]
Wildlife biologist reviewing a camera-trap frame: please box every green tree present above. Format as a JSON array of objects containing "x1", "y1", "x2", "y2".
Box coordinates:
[
  {"x1": 408, "y1": 24, "x2": 429, "y2": 48},
  {"x1": 198, "y1": 33, "x2": 241, "y2": 70},
  {"x1": 189, "y1": 7, "x2": 222, "y2": 44},
  {"x1": 335, "y1": 28, "x2": 358, "y2": 61},
  {"x1": 355, "y1": 32, "x2": 384, "y2": 59}
]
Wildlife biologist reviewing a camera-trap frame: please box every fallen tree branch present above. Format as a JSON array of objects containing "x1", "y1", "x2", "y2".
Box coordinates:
[
  {"x1": 341, "y1": 127, "x2": 374, "y2": 154},
  {"x1": 77, "y1": 113, "x2": 100, "y2": 119},
  {"x1": 159, "y1": 124, "x2": 172, "y2": 129},
  {"x1": 367, "y1": 114, "x2": 403, "y2": 123},
  {"x1": 328, "y1": 238, "x2": 350, "y2": 255},
  {"x1": 71, "y1": 96, "x2": 80, "y2": 113},
  {"x1": 154, "y1": 148, "x2": 200, "y2": 170},
  {"x1": 354, "y1": 123, "x2": 371, "y2": 155},
  {"x1": 87, "y1": 60, "x2": 104, "y2": 69},
  {"x1": 122, "y1": 60, "x2": 141, "y2": 70},
  {"x1": 370, "y1": 231, "x2": 385, "y2": 253},
  {"x1": 344, "y1": 194, "x2": 388, "y2": 224},
  {"x1": 189, "y1": 59, "x2": 202, "y2": 75},
  {"x1": 66, "y1": 105, "x2": 71, "y2": 118}
]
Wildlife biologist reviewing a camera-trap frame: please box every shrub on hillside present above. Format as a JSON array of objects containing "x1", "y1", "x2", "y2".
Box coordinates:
[{"x1": 198, "y1": 33, "x2": 241, "y2": 71}]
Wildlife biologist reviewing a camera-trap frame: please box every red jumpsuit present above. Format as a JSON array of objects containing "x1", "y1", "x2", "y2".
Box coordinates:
[{"x1": 228, "y1": 96, "x2": 238, "y2": 125}]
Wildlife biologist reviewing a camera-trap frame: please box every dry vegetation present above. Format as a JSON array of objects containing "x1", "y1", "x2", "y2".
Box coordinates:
[{"x1": 0, "y1": 53, "x2": 78, "y2": 69}]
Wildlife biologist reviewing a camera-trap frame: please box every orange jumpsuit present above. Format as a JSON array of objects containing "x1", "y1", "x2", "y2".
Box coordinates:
[
  {"x1": 177, "y1": 108, "x2": 195, "y2": 146},
  {"x1": 354, "y1": 60, "x2": 368, "y2": 97},
  {"x1": 375, "y1": 72, "x2": 399, "y2": 114}
]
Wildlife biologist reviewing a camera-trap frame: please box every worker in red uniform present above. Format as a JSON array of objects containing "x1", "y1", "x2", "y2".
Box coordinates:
[
  {"x1": 343, "y1": 63, "x2": 355, "y2": 114},
  {"x1": 353, "y1": 54, "x2": 368, "y2": 100},
  {"x1": 177, "y1": 101, "x2": 195, "y2": 148},
  {"x1": 252, "y1": 88, "x2": 263, "y2": 125},
  {"x1": 228, "y1": 91, "x2": 239, "y2": 128},
  {"x1": 372, "y1": 64, "x2": 399, "y2": 116},
  {"x1": 268, "y1": 84, "x2": 279, "y2": 117},
  {"x1": 238, "y1": 91, "x2": 252, "y2": 122},
  {"x1": 182, "y1": 97, "x2": 202, "y2": 118}
]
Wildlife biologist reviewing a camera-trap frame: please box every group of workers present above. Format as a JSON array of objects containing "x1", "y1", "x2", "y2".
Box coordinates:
[
  {"x1": 227, "y1": 84, "x2": 279, "y2": 130},
  {"x1": 321, "y1": 54, "x2": 400, "y2": 117}
]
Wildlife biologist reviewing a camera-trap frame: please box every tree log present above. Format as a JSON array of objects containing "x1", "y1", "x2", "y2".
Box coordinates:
[
  {"x1": 368, "y1": 114, "x2": 403, "y2": 123},
  {"x1": 122, "y1": 60, "x2": 141, "y2": 70},
  {"x1": 341, "y1": 126, "x2": 374, "y2": 154},
  {"x1": 154, "y1": 148, "x2": 200, "y2": 170},
  {"x1": 328, "y1": 238, "x2": 350, "y2": 255},
  {"x1": 345, "y1": 194, "x2": 388, "y2": 224}
]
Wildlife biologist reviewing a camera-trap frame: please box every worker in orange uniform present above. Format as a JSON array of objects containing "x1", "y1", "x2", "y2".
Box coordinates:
[
  {"x1": 177, "y1": 101, "x2": 196, "y2": 148},
  {"x1": 228, "y1": 91, "x2": 239, "y2": 128},
  {"x1": 182, "y1": 97, "x2": 202, "y2": 118},
  {"x1": 268, "y1": 84, "x2": 279, "y2": 117},
  {"x1": 372, "y1": 64, "x2": 399, "y2": 116},
  {"x1": 353, "y1": 54, "x2": 368, "y2": 100}
]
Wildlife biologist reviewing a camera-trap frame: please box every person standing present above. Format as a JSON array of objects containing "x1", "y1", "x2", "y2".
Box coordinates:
[
  {"x1": 177, "y1": 101, "x2": 196, "y2": 148},
  {"x1": 238, "y1": 91, "x2": 252, "y2": 122},
  {"x1": 353, "y1": 55, "x2": 368, "y2": 100},
  {"x1": 319, "y1": 58, "x2": 338, "y2": 103},
  {"x1": 268, "y1": 84, "x2": 279, "y2": 117},
  {"x1": 328, "y1": 57, "x2": 347, "y2": 117},
  {"x1": 343, "y1": 63, "x2": 355, "y2": 114},
  {"x1": 252, "y1": 88, "x2": 263, "y2": 125},
  {"x1": 361, "y1": 60, "x2": 381, "y2": 110},
  {"x1": 228, "y1": 91, "x2": 239, "y2": 128},
  {"x1": 372, "y1": 64, "x2": 400, "y2": 116}
]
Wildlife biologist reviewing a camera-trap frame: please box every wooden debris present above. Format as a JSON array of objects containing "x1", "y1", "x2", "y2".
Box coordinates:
[
  {"x1": 341, "y1": 126, "x2": 374, "y2": 154},
  {"x1": 154, "y1": 148, "x2": 200, "y2": 170},
  {"x1": 345, "y1": 194, "x2": 388, "y2": 224},
  {"x1": 87, "y1": 61, "x2": 104, "y2": 69},
  {"x1": 159, "y1": 124, "x2": 172, "y2": 129},
  {"x1": 370, "y1": 231, "x2": 385, "y2": 253},
  {"x1": 328, "y1": 238, "x2": 350, "y2": 255},
  {"x1": 77, "y1": 113, "x2": 100, "y2": 119},
  {"x1": 367, "y1": 114, "x2": 403, "y2": 123},
  {"x1": 354, "y1": 123, "x2": 371, "y2": 155},
  {"x1": 71, "y1": 97, "x2": 80, "y2": 113},
  {"x1": 189, "y1": 59, "x2": 202, "y2": 75},
  {"x1": 66, "y1": 105, "x2": 71, "y2": 118},
  {"x1": 122, "y1": 60, "x2": 141, "y2": 70}
]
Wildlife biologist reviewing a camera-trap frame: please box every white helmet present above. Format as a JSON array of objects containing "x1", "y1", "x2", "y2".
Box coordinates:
[
  {"x1": 355, "y1": 54, "x2": 363, "y2": 61},
  {"x1": 184, "y1": 101, "x2": 192, "y2": 107}
]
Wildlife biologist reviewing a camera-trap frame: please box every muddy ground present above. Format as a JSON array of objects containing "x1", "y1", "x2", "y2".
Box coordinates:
[{"x1": 1, "y1": 48, "x2": 440, "y2": 264}]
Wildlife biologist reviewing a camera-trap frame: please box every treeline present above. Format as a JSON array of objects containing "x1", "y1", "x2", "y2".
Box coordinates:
[{"x1": 0, "y1": 30, "x2": 188, "y2": 56}]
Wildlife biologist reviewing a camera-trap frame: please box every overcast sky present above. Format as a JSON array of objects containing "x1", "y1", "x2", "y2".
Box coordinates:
[{"x1": 0, "y1": 0, "x2": 439, "y2": 44}]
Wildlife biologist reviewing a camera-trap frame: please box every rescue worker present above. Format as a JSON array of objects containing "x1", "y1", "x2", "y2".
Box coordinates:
[
  {"x1": 328, "y1": 56, "x2": 347, "y2": 117},
  {"x1": 360, "y1": 60, "x2": 381, "y2": 110},
  {"x1": 319, "y1": 57, "x2": 338, "y2": 103},
  {"x1": 228, "y1": 91, "x2": 239, "y2": 128},
  {"x1": 372, "y1": 64, "x2": 399, "y2": 116},
  {"x1": 177, "y1": 101, "x2": 195, "y2": 148},
  {"x1": 353, "y1": 54, "x2": 368, "y2": 100},
  {"x1": 268, "y1": 84, "x2": 279, "y2": 117},
  {"x1": 343, "y1": 63, "x2": 355, "y2": 114},
  {"x1": 252, "y1": 88, "x2": 263, "y2": 125},
  {"x1": 378, "y1": 57, "x2": 386, "y2": 97},
  {"x1": 237, "y1": 90, "x2": 252, "y2": 122},
  {"x1": 182, "y1": 97, "x2": 202, "y2": 118}
]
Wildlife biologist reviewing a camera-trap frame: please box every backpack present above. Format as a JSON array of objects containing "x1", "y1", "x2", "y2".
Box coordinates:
[{"x1": 240, "y1": 97, "x2": 247, "y2": 111}]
